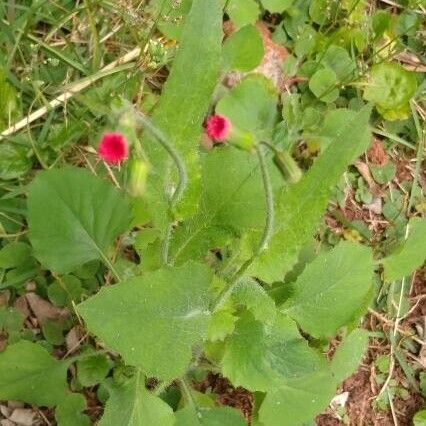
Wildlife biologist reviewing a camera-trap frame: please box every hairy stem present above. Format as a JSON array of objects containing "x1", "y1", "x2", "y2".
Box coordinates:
[
  {"x1": 136, "y1": 113, "x2": 188, "y2": 265},
  {"x1": 212, "y1": 144, "x2": 274, "y2": 312}
]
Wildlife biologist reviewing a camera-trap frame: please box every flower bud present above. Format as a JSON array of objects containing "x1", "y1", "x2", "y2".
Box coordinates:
[
  {"x1": 273, "y1": 150, "x2": 302, "y2": 184},
  {"x1": 228, "y1": 127, "x2": 256, "y2": 152},
  {"x1": 128, "y1": 158, "x2": 150, "y2": 197}
]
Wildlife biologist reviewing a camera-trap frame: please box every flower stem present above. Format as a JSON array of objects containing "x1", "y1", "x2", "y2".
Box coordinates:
[
  {"x1": 136, "y1": 112, "x2": 188, "y2": 265},
  {"x1": 212, "y1": 144, "x2": 274, "y2": 312},
  {"x1": 136, "y1": 112, "x2": 188, "y2": 207}
]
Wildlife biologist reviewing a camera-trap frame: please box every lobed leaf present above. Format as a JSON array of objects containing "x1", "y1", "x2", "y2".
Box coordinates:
[
  {"x1": 99, "y1": 373, "x2": 174, "y2": 426},
  {"x1": 249, "y1": 105, "x2": 372, "y2": 282}
]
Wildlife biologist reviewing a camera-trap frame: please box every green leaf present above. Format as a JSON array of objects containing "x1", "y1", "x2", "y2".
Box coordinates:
[
  {"x1": 48, "y1": 275, "x2": 85, "y2": 307},
  {"x1": 56, "y1": 393, "x2": 90, "y2": 426},
  {"x1": 309, "y1": 0, "x2": 338, "y2": 25},
  {"x1": 321, "y1": 45, "x2": 357, "y2": 82},
  {"x1": 0, "y1": 242, "x2": 32, "y2": 269},
  {"x1": 0, "y1": 341, "x2": 69, "y2": 406},
  {"x1": 77, "y1": 353, "x2": 111, "y2": 386},
  {"x1": 370, "y1": 163, "x2": 396, "y2": 184},
  {"x1": 221, "y1": 312, "x2": 326, "y2": 392},
  {"x1": 0, "y1": 143, "x2": 32, "y2": 180},
  {"x1": 226, "y1": 0, "x2": 260, "y2": 28},
  {"x1": 27, "y1": 168, "x2": 132, "y2": 274},
  {"x1": 0, "y1": 69, "x2": 18, "y2": 127},
  {"x1": 207, "y1": 309, "x2": 237, "y2": 342},
  {"x1": 258, "y1": 369, "x2": 337, "y2": 426},
  {"x1": 77, "y1": 262, "x2": 212, "y2": 381},
  {"x1": 282, "y1": 242, "x2": 373, "y2": 338},
  {"x1": 231, "y1": 278, "x2": 276, "y2": 325},
  {"x1": 380, "y1": 218, "x2": 426, "y2": 282},
  {"x1": 170, "y1": 146, "x2": 278, "y2": 264},
  {"x1": 363, "y1": 63, "x2": 417, "y2": 121},
  {"x1": 261, "y1": 0, "x2": 294, "y2": 13},
  {"x1": 249, "y1": 105, "x2": 372, "y2": 282},
  {"x1": 175, "y1": 405, "x2": 246, "y2": 425},
  {"x1": 309, "y1": 68, "x2": 339, "y2": 103},
  {"x1": 42, "y1": 320, "x2": 65, "y2": 346},
  {"x1": 143, "y1": 0, "x2": 223, "y2": 220},
  {"x1": 99, "y1": 373, "x2": 174, "y2": 426},
  {"x1": 331, "y1": 329, "x2": 369, "y2": 383},
  {"x1": 216, "y1": 75, "x2": 278, "y2": 141},
  {"x1": 151, "y1": 0, "x2": 193, "y2": 40},
  {"x1": 223, "y1": 25, "x2": 264, "y2": 72},
  {"x1": 414, "y1": 409, "x2": 426, "y2": 426}
]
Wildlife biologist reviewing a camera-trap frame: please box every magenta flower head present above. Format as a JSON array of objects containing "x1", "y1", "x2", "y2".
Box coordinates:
[
  {"x1": 98, "y1": 132, "x2": 129, "y2": 164},
  {"x1": 206, "y1": 114, "x2": 231, "y2": 142}
]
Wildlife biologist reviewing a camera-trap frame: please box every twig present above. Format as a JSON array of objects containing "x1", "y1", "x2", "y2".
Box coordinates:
[{"x1": 388, "y1": 389, "x2": 399, "y2": 426}]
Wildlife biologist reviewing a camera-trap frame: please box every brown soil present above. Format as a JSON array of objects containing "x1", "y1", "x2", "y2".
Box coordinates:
[{"x1": 195, "y1": 373, "x2": 254, "y2": 422}]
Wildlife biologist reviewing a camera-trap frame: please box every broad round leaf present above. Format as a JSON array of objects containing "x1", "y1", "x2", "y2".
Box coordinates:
[
  {"x1": 77, "y1": 262, "x2": 212, "y2": 381},
  {"x1": 282, "y1": 241, "x2": 373, "y2": 338},
  {"x1": 309, "y1": 68, "x2": 339, "y2": 103},
  {"x1": 331, "y1": 329, "x2": 369, "y2": 383},
  {"x1": 27, "y1": 167, "x2": 132, "y2": 274},
  {"x1": 221, "y1": 312, "x2": 326, "y2": 391},
  {"x1": 363, "y1": 62, "x2": 417, "y2": 120},
  {"x1": 99, "y1": 374, "x2": 174, "y2": 426},
  {"x1": 226, "y1": 0, "x2": 260, "y2": 28},
  {"x1": 261, "y1": 0, "x2": 294, "y2": 13},
  {"x1": 175, "y1": 406, "x2": 246, "y2": 426},
  {"x1": 0, "y1": 144, "x2": 31, "y2": 180},
  {"x1": 0, "y1": 341, "x2": 69, "y2": 407},
  {"x1": 223, "y1": 25, "x2": 264, "y2": 72},
  {"x1": 259, "y1": 369, "x2": 337, "y2": 426},
  {"x1": 216, "y1": 75, "x2": 278, "y2": 141}
]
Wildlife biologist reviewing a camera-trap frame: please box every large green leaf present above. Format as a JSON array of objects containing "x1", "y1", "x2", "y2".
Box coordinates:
[
  {"x1": 249, "y1": 105, "x2": 372, "y2": 282},
  {"x1": 331, "y1": 329, "x2": 369, "y2": 383},
  {"x1": 142, "y1": 0, "x2": 223, "y2": 221},
  {"x1": 55, "y1": 393, "x2": 90, "y2": 426},
  {"x1": 258, "y1": 369, "x2": 337, "y2": 426},
  {"x1": 27, "y1": 168, "x2": 131, "y2": 274},
  {"x1": 223, "y1": 25, "x2": 264, "y2": 72},
  {"x1": 363, "y1": 62, "x2": 417, "y2": 120},
  {"x1": 226, "y1": 0, "x2": 260, "y2": 28},
  {"x1": 99, "y1": 374, "x2": 174, "y2": 426},
  {"x1": 0, "y1": 143, "x2": 32, "y2": 180},
  {"x1": 282, "y1": 242, "x2": 373, "y2": 338},
  {"x1": 175, "y1": 406, "x2": 246, "y2": 426},
  {"x1": 216, "y1": 75, "x2": 278, "y2": 142},
  {"x1": 380, "y1": 218, "x2": 426, "y2": 282},
  {"x1": 77, "y1": 262, "x2": 212, "y2": 381},
  {"x1": 169, "y1": 146, "x2": 279, "y2": 264},
  {"x1": 231, "y1": 278, "x2": 276, "y2": 325},
  {"x1": 221, "y1": 312, "x2": 326, "y2": 392},
  {"x1": 261, "y1": 0, "x2": 294, "y2": 13},
  {"x1": 0, "y1": 341, "x2": 69, "y2": 407}
]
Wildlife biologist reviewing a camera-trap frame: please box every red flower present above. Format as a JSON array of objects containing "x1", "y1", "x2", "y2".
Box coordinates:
[
  {"x1": 206, "y1": 114, "x2": 231, "y2": 142},
  {"x1": 98, "y1": 132, "x2": 129, "y2": 164}
]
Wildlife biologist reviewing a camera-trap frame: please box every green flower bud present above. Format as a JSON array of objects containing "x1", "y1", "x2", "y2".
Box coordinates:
[
  {"x1": 128, "y1": 158, "x2": 150, "y2": 197},
  {"x1": 228, "y1": 127, "x2": 256, "y2": 152},
  {"x1": 273, "y1": 150, "x2": 302, "y2": 184}
]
